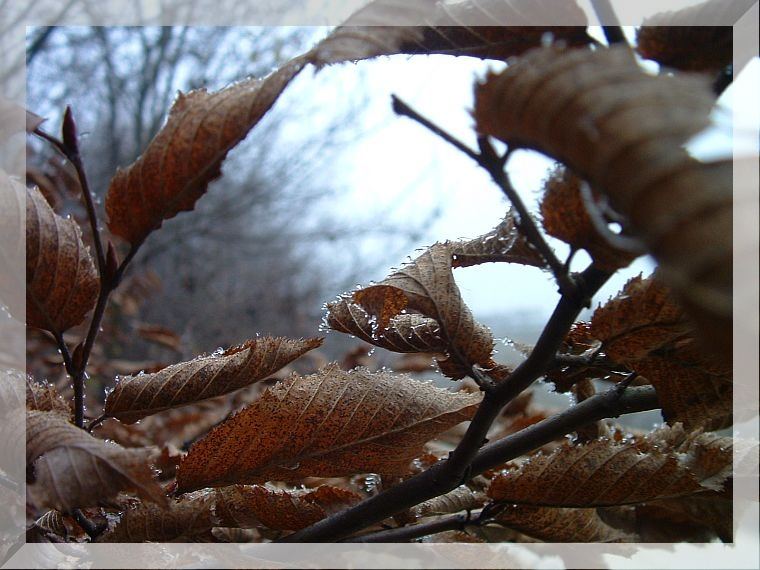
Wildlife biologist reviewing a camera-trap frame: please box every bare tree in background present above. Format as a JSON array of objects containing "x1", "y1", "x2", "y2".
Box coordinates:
[{"x1": 26, "y1": 26, "x2": 429, "y2": 364}]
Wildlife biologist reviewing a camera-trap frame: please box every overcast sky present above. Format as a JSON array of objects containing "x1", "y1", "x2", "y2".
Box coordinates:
[{"x1": 274, "y1": 27, "x2": 754, "y2": 327}]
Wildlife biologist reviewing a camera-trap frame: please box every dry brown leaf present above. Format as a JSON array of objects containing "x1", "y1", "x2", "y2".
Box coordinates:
[
  {"x1": 413, "y1": 485, "x2": 487, "y2": 519},
  {"x1": 450, "y1": 209, "x2": 546, "y2": 269},
  {"x1": 636, "y1": 0, "x2": 754, "y2": 72},
  {"x1": 495, "y1": 505, "x2": 635, "y2": 542},
  {"x1": 98, "y1": 493, "x2": 215, "y2": 542},
  {"x1": 310, "y1": 0, "x2": 590, "y2": 67},
  {"x1": 326, "y1": 295, "x2": 448, "y2": 354},
  {"x1": 488, "y1": 424, "x2": 732, "y2": 508},
  {"x1": 26, "y1": 184, "x2": 99, "y2": 333},
  {"x1": 136, "y1": 323, "x2": 183, "y2": 352},
  {"x1": 474, "y1": 46, "x2": 732, "y2": 359},
  {"x1": 100, "y1": 484, "x2": 361, "y2": 541},
  {"x1": 636, "y1": 493, "x2": 732, "y2": 542},
  {"x1": 635, "y1": 349, "x2": 731, "y2": 431},
  {"x1": 26, "y1": 410, "x2": 166, "y2": 510},
  {"x1": 25, "y1": 377, "x2": 70, "y2": 417},
  {"x1": 104, "y1": 55, "x2": 309, "y2": 245},
  {"x1": 590, "y1": 274, "x2": 689, "y2": 363},
  {"x1": 353, "y1": 243, "x2": 494, "y2": 379},
  {"x1": 176, "y1": 365, "x2": 481, "y2": 492},
  {"x1": 540, "y1": 166, "x2": 637, "y2": 271},
  {"x1": 215, "y1": 485, "x2": 362, "y2": 531},
  {"x1": 104, "y1": 336, "x2": 322, "y2": 424}
]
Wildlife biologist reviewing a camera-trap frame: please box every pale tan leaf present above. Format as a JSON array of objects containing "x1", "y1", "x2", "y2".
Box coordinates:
[
  {"x1": 495, "y1": 505, "x2": 636, "y2": 542},
  {"x1": 26, "y1": 185, "x2": 99, "y2": 333},
  {"x1": 104, "y1": 336, "x2": 322, "y2": 424},
  {"x1": 451, "y1": 209, "x2": 546, "y2": 269},
  {"x1": 26, "y1": 410, "x2": 166, "y2": 510},
  {"x1": 636, "y1": 493, "x2": 732, "y2": 542},
  {"x1": 25, "y1": 377, "x2": 70, "y2": 417},
  {"x1": 105, "y1": 55, "x2": 309, "y2": 245},
  {"x1": 326, "y1": 295, "x2": 447, "y2": 353},
  {"x1": 176, "y1": 365, "x2": 481, "y2": 491},
  {"x1": 590, "y1": 274, "x2": 690, "y2": 363},
  {"x1": 310, "y1": 0, "x2": 589, "y2": 67},
  {"x1": 413, "y1": 485, "x2": 487, "y2": 518},
  {"x1": 540, "y1": 166, "x2": 637, "y2": 270},
  {"x1": 474, "y1": 46, "x2": 731, "y2": 359},
  {"x1": 98, "y1": 493, "x2": 215, "y2": 542},
  {"x1": 487, "y1": 424, "x2": 731, "y2": 507},
  {"x1": 634, "y1": 348, "x2": 731, "y2": 431},
  {"x1": 0, "y1": 367, "x2": 25, "y2": 416},
  {"x1": 353, "y1": 243, "x2": 494, "y2": 379},
  {"x1": 214, "y1": 484, "x2": 362, "y2": 531},
  {"x1": 636, "y1": 0, "x2": 755, "y2": 72}
]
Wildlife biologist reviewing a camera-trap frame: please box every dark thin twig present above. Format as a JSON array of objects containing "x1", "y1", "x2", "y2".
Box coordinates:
[
  {"x1": 86, "y1": 414, "x2": 107, "y2": 433},
  {"x1": 344, "y1": 512, "x2": 469, "y2": 542},
  {"x1": 282, "y1": 265, "x2": 619, "y2": 543},
  {"x1": 392, "y1": 95, "x2": 575, "y2": 298},
  {"x1": 590, "y1": 0, "x2": 629, "y2": 47}
]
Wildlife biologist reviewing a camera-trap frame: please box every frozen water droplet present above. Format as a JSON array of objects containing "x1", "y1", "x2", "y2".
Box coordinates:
[{"x1": 212, "y1": 347, "x2": 224, "y2": 356}]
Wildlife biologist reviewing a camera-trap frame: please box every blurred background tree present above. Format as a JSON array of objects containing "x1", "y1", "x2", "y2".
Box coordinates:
[{"x1": 25, "y1": 26, "x2": 432, "y2": 388}]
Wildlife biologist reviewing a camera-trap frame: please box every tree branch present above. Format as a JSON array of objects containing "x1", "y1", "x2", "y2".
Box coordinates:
[
  {"x1": 283, "y1": 264, "x2": 616, "y2": 542},
  {"x1": 343, "y1": 512, "x2": 470, "y2": 543},
  {"x1": 391, "y1": 95, "x2": 575, "y2": 297}
]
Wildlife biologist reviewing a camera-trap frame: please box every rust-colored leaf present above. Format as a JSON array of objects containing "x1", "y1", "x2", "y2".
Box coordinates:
[
  {"x1": 26, "y1": 410, "x2": 166, "y2": 511},
  {"x1": 26, "y1": 184, "x2": 99, "y2": 333},
  {"x1": 104, "y1": 55, "x2": 309, "y2": 245},
  {"x1": 353, "y1": 243, "x2": 494, "y2": 379},
  {"x1": 104, "y1": 336, "x2": 322, "y2": 424},
  {"x1": 495, "y1": 505, "x2": 635, "y2": 542},
  {"x1": 590, "y1": 274, "x2": 689, "y2": 363},
  {"x1": 176, "y1": 365, "x2": 481, "y2": 492},
  {"x1": 474, "y1": 46, "x2": 732, "y2": 359},
  {"x1": 635, "y1": 0, "x2": 754, "y2": 72},
  {"x1": 326, "y1": 295, "x2": 447, "y2": 354},
  {"x1": 635, "y1": 348, "x2": 731, "y2": 431},
  {"x1": 540, "y1": 166, "x2": 637, "y2": 271},
  {"x1": 450, "y1": 209, "x2": 546, "y2": 269},
  {"x1": 98, "y1": 493, "x2": 215, "y2": 542},
  {"x1": 487, "y1": 425, "x2": 732, "y2": 508},
  {"x1": 215, "y1": 484, "x2": 362, "y2": 531},
  {"x1": 25, "y1": 377, "x2": 70, "y2": 417},
  {"x1": 310, "y1": 0, "x2": 590, "y2": 67}
]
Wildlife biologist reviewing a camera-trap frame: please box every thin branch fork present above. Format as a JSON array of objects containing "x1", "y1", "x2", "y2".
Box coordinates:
[
  {"x1": 391, "y1": 95, "x2": 576, "y2": 299},
  {"x1": 283, "y1": 264, "x2": 617, "y2": 543}
]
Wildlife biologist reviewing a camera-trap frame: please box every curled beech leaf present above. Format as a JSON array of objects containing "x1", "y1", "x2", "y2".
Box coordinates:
[
  {"x1": 474, "y1": 46, "x2": 731, "y2": 358},
  {"x1": 26, "y1": 411, "x2": 166, "y2": 510},
  {"x1": 105, "y1": 55, "x2": 309, "y2": 245},
  {"x1": 26, "y1": 185, "x2": 99, "y2": 333},
  {"x1": 636, "y1": 0, "x2": 754, "y2": 72},
  {"x1": 487, "y1": 424, "x2": 732, "y2": 508},
  {"x1": 495, "y1": 505, "x2": 635, "y2": 542},
  {"x1": 104, "y1": 336, "x2": 322, "y2": 424},
  {"x1": 310, "y1": 0, "x2": 590, "y2": 67},
  {"x1": 326, "y1": 295, "x2": 448, "y2": 353},
  {"x1": 176, "y1": 365, "x2": 481, "y2": 492},
  {"x1": 353, "y1": 243, "x2": 494, "y2": 379},
  {"x1": 451, "y1": 209, "x2": 546, "y2": 269},
  {"x1": 590, "y1": 273, "x2": 690, "y2": 363}
]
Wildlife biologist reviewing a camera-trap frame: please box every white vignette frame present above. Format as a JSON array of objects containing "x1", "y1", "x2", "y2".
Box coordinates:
[{"x1": 0, "y1": 0, "x2": 758, "y2": 568}]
